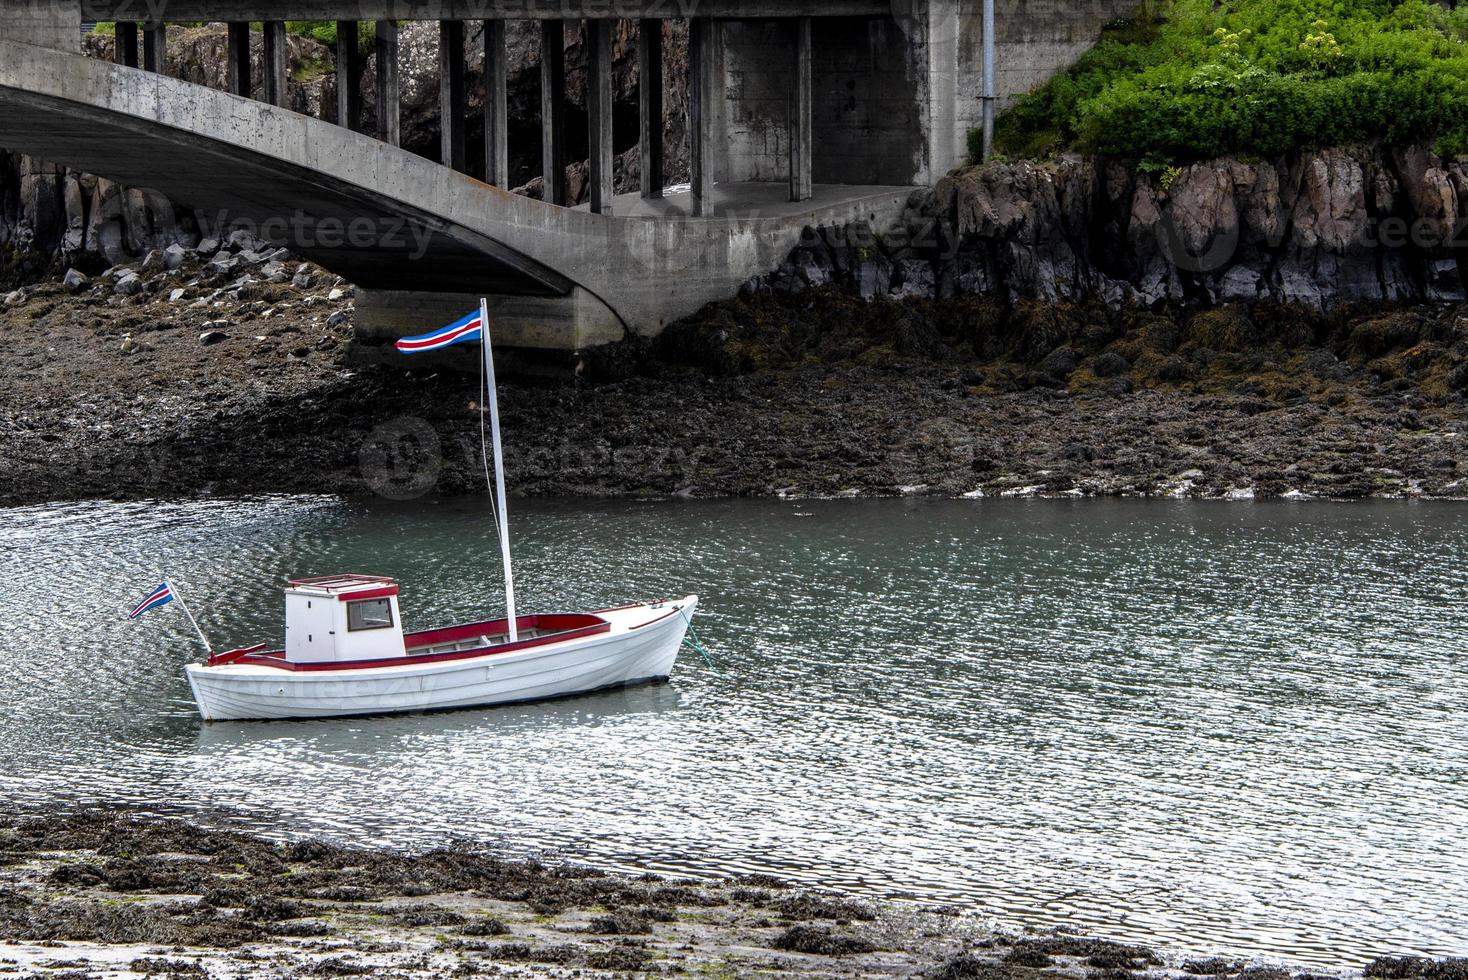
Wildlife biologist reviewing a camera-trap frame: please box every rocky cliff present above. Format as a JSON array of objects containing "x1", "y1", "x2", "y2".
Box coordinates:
[{"x1": 758, "y1": 144, "x2": 1468, "y2": 310}]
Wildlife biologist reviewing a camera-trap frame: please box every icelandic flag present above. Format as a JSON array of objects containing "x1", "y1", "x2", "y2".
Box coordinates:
[
  {"x1": 395, "y1": 309, "x2": 483, "y2": 354},
  {"x1": 128, "y1": 582, "x2": 174, "y2": 619}
]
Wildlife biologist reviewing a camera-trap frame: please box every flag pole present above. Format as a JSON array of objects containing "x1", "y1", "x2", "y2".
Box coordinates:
[
  {"x1": 480, "y1": 298, "x2": 519, "y2": 643},
  {"x1": 166, "y1": 579, "x2": 213, "y2": 655}
]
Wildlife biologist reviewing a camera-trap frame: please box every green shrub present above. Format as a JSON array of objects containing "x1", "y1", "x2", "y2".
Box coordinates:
[
  {"x1": 284, "y1": 20, "x2": 377, "y2": 51},
  {"x1": 989, "y1": 0, "x2": 1468, "y2": 164},
  {"x1": 286, "y1": 21, "x2": 338, "y2": 45}
]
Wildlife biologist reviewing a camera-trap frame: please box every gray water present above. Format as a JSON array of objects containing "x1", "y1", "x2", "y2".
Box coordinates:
[{"x1": 1, "y1": 496, "x2": 1465, "y2": 967}]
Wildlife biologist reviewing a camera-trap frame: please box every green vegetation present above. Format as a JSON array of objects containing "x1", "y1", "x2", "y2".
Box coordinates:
[
  {"x1": 285, "y1": 20, "x2": 339, "y2": 45},
  {"x1": 285, "y1": 20, "x2": 377, "y2": 51},
  {"x1": 92, "y1": 20, "x2": 374, "y2": 52},
  {"x1": 987, "y1": 0, "x2": 1468, "y2": 167}
]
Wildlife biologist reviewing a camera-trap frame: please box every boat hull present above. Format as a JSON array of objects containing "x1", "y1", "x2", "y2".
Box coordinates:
[{"x1": 185, "y1": 597, "x2": 696, "y2": 722}]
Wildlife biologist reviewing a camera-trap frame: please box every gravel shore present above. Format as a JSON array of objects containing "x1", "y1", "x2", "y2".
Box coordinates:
[
  {"x1": 2, "y1": 253, "x2": 1467, "y2": 506},
  {"x1": 5, "y1": 812, "x2": 1462, "y2": 978}
]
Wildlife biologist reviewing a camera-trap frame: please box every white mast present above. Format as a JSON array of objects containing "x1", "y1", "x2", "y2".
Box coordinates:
[{"x1": 480, "y1": 298, "x2": 519, "y2": 643}]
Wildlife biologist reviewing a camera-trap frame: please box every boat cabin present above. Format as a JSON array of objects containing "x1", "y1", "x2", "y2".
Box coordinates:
[
  {"x1": 284, "y1": 574, "x2": 406, "y2": 664},
  {"x1": 201, "y1": 573, "x2": 618, "y2": 670}
]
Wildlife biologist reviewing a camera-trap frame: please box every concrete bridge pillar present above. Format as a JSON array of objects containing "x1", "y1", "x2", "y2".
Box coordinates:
[
  {"x1": 688, "y1": 18, "x2": 716, "y2": 217},
  {"x1": 142, "y1": 22, "x2": 165, "y2": 73},
  {"x1": 375, "y1": 20, "x2": 400, "y2": 147},
  {"x1": 0, "y1": 0, "x2": 78, "y2": 51},
  {"x1": 439, "y1": 21, "x2": 467, "y2": 173},
  {"x1": 789, "y1": 17, "x2": 812, "y2": 203},
  {"x1": 540, "y1": 20, "x2": 567, "y2": 207},
  {"x1": 262, "y1": 21, "x2": 287, "y2": 107},
  {"x1": 483, "y1": 20, "x2": 508, "y2": 186},
  {"x1": 226, "y1": 22, "x2": 250, "y2": 97},
  {"x1": 114, "y1": 22, "x2": 138, "y2": 67},
  {"x1": 637, "y1": 19, "x2": 664, "y2": 199},
  {"x1": 335, "y1": 21, "x2": 363, "y2": 131},
  {"x1": 587, "y1": 19, "x2": 615, "y2": 215}
]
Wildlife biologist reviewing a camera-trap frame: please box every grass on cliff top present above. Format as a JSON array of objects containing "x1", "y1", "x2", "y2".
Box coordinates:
[{"x1": 988, "y1": 0, "x2": 1468, "y2": 167}]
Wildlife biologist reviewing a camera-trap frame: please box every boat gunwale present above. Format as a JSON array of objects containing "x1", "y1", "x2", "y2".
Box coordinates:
[
  {"x1": 208, "y1": 615, "x2": 611, "y2": 673},
  {"x1": 200, "y1": 600, "x2": 690, "y2": 674}
]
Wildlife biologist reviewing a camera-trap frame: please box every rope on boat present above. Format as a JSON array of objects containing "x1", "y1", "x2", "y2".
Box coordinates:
[{"x1": 678, "y1": 607, "x2": 717, "y2": 669}]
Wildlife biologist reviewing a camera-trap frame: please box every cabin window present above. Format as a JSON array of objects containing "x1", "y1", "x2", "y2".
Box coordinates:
[{"x1": 347, "y1": 598, "x2": 394, "y2": 631}]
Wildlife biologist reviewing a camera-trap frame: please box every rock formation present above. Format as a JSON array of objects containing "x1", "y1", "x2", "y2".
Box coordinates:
[{"x1": 756, "y1": 144, "x2": 1468, "y2": 310}]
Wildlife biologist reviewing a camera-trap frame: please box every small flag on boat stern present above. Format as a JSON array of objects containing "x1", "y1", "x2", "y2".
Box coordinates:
[
  {"x1": 395, "y1": 309, "x2": 483, "y2": 354},
  {"x1": 128, "y1": 582, "x2": 175, "y2": 619}
]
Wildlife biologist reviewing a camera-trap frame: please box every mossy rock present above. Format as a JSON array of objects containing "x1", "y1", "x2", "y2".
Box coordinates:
[
  {"x1": 934, "y1": 296, "x2": 1007, "y2": 358},
  {"x1": 1008, "y1": 301, "x2": 1086, "y2": 362},
  {"x1": 1347, "y1": 314, "x2": 1425, "y2": 360},
  {"x1": 1186, "y1": 306, "x2": 1257, "y2": 353},
  {"x1": 1249, "y1": 303, "x2": 1320, "y2": 349},
  {"x1": 1128, "y1": 312, "x2": 1183, "y2": 355}
]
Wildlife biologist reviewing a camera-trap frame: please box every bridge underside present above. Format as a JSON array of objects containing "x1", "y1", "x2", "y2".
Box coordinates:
[
  {"x1": 0, "y1": 88, "x2": 568, "y2": 298},
  {"x1": 0, "y1": 39, "x2": 918, "y2": 350}
]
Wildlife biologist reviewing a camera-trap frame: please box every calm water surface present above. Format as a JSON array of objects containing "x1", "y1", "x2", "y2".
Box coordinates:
[{"x1": 1, "y1": 497, "x2": 1465, "y2": 967}]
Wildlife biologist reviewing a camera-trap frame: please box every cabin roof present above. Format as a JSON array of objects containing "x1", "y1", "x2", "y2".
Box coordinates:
[{"x1": 286, "y1": 573, "x2": 398, "y2": 597}]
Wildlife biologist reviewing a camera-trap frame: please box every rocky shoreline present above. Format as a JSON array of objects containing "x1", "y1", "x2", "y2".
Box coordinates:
[
  {"x1": 2, "y1": 234, "x2": 1468, "y2": 506},
  {"x1": 1, "y1": 811, "x2": 1460, "y2": 978}
]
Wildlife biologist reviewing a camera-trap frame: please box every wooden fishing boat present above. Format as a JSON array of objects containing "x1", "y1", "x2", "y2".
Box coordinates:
[
  {"x1": 175, "y1": 299, "x2": 703, "y2": 722},
  {"x1": 185, "y1": 575, "x2": 697, "y2": 721}
]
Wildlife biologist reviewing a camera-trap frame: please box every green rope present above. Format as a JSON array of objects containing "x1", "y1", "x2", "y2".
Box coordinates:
[{"x1": 678, "y1": 607, "x2": 716, "y2": 669}]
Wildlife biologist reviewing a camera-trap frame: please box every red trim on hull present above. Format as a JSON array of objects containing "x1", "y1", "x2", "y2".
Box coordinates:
[{"x1": 407, "y1": 612, "x2": 602, "y2": 650}]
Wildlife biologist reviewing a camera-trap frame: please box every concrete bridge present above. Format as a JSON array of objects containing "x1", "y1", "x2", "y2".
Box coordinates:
[{"x1": 0, "y1": 0, "x2": 1132, "y2": 350}]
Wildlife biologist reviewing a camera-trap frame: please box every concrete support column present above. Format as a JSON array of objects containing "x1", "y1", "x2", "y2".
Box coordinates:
[
  {"x1": 981, "y1": 0, "x2": 996, "y2": 161},
  {"x1": 788, "y1": 17, "x2": 812, "y2": 203},
  {"x1": 262, "y1": 21, "x2": 287, "y2": 107},
  {"x1": 226, "y1": 22, "x2": 251, "y2": 97},
  {"x1": 688, "y1": 18, "x2": 716, "y2": 217},
  {"x1": 540, "y1": 20, "x2": 567, "y2": 206},
  {"x1": 375, "y1": 20, "x2": 400, "y2": 146},
  {"x1": 587, "y1": 19, "x2": 615, "y2": 215},
  {"x1": 439, "y1": 21, "x2": 467, "y2": 172},
  {"x1": 0, "y1": 0, "x2": 80, "y2": 51},
  {"x1": 483, "y1": 20, "x2": 508, "y2": 186},
  {"x1": 142, "y1": 22, "x2": 166, "y2": 73},
  {"x1": 922, "y1": 0, "x2": 961, "y2": 181},
  {"x1": 335, "y1": 21, "x2": 364, "y2": 130},
  {"x1": 637, "y1": 19, "x2": 663, "y2": 199},
  {"x1": 114, "y1": 22, "x2": 139, "y2": 67}
]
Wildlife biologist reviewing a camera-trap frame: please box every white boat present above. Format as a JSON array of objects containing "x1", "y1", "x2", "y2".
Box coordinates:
[
  {"x1": 185, "y1": 576, "x2": 697, "y2": 721},
  {"x1": 178, "y1": 298, "x2": 702, "y2": 721}
]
